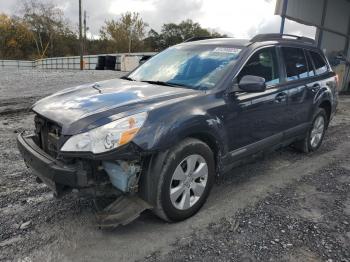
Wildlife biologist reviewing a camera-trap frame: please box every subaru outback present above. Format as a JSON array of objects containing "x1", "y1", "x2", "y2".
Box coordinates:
[{"x1": 17, "y1": 34, "x2": 338, "y2": 227}]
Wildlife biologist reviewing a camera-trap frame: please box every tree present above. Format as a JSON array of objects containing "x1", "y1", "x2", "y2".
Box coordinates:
[
  {"x1": 100, "y1": 12, "x2": 148, "y2": 53},
  {"x1": 143, "y1": 29, "x2": 162, "y2": 51},
  {"x1": 21, "y1": 0, "x2": 69, "y2": 58},
  {"x1": 144, "y1": 19, "x2": 227, "y2": 51},
  {"x1": 0, "y1": 8, "x2": 228, "y2": 59},
  {"x1": 0, "y1": 13, "x2": 33, "y2": 59}
]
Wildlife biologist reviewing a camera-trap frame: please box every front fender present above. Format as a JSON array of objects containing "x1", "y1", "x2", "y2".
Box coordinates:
[{"x1": 134, "y1": 111, "x2": 228, "y2": 156}]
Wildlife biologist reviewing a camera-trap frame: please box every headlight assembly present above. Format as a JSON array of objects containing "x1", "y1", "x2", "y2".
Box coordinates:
[{"x1": 61, "y1": 112, "x2": 147, "y2": 154}]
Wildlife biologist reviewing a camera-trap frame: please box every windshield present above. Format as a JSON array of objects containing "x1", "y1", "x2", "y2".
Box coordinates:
[{"x1": 128, "y1": 45, "x2": 242, "y2": 90}]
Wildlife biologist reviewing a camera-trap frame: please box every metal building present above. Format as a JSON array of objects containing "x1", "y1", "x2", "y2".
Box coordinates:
[{"x1": 275, "y1": 0, "x2": 350, "y2": 91}]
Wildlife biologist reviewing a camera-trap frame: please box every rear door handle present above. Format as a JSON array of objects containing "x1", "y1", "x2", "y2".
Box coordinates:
[{"x1": 275, "y1": 92, "x2": 287, "y2": 103}]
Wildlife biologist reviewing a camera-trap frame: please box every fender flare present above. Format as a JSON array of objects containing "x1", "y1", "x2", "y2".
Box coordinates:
[{"x1": 310, "y1": 87, "x2": 333, "y2": 122}]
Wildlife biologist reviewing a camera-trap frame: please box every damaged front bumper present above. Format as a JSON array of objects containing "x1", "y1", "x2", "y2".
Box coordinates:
[
  {"x1": 17, "y1": 132, "x2": 152, "y2": 227},
  {"x1": 17, "y1": 133, "x2": 89, "y2": 196}
]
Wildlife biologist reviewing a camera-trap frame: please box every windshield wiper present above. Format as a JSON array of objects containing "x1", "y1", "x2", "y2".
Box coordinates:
[
  {"x1": 121, "y1": 76, "x2": 135, "y2": 81},
  {"x1": 122, "y1": 78, "x2": 190, "y2": 88},
  {"x1": 140, "y1": 80, "x2": 190, "y2": 88}
]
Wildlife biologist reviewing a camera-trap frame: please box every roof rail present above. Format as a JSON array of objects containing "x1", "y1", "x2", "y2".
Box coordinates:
[
  {"x1": 183, "y1": 36, "x2": 219, "y2": 42},
  {"x1": 250, "y1": 34, "x2": 315, "y2": 45}
]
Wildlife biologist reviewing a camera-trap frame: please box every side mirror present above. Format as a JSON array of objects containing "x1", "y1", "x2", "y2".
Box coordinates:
[{"x1": 238, "y1": 75, "x2": 266, "y2": 93}]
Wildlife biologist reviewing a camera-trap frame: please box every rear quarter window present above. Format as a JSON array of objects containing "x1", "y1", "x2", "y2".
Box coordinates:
[{"x1": 309, "y1": 51, "x2": 328, "y2": 75}]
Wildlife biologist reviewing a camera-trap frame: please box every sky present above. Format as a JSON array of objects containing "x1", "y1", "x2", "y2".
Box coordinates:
[{"x1": 0, "y1": 0, "x2": 316, "y2": 39}]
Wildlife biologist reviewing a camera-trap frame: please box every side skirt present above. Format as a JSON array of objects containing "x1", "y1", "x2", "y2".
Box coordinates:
[{"x1": 220, "y1": 123, "x2": 310, "y2": 174}]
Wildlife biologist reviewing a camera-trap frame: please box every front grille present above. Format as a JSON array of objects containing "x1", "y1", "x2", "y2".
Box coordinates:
[{"x1": 34, "y1": 115, "x2": 62, "y2": 158}]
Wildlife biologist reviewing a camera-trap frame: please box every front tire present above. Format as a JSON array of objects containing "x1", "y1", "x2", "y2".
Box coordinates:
[
  {"x1": 293, "y1": 108, "x2": 327, "y2": 153},
  {"x1": 153, "y1": 138, "x2": 215, "y2": 222}
]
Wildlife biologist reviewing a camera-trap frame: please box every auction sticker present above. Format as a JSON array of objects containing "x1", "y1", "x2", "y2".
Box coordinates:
[{"x1": 212, "y1": 47, "x2": 241, "y2": 54}]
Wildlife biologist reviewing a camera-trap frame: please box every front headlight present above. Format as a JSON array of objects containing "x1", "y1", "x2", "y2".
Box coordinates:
[{"x1": 61, "y1": 112, "x2": 147, "y2": 154}]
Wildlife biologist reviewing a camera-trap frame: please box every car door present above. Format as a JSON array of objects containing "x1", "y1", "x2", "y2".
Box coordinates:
[
  {"x1": 224, "y1": 46, "x2": 290, "y2": 153},
  {"x1": 280, "y1": 46, "x2": 318, "y2": 137}
]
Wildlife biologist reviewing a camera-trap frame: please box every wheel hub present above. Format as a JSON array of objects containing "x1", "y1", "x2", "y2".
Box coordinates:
[
  {"x1": 169, "y1": 154, "x2": 208, "y2": 210},
  {"x1": 310, "y1": 115, "x2": 325, "y2": 148}
]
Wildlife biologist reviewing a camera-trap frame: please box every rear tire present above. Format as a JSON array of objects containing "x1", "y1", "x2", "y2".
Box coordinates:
[
  {"x1": 293, "y1": 108, "x2": 327, "y2": 153},
  {"x1": 152, "y1": 138, "x2": 215, "y2": 222}
]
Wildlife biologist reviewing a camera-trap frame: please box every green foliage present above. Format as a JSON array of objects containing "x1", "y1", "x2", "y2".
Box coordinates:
[
  {"x1": 0, "y1": 14, "x2": 34, "y2": 59},
  {"x1": 144, "y1": 19, "x2": 226, "y2": 51},
  {"x1": 22, "y1": 0, "x2": 75, "y2": 58},
  {"x1": 100, "y1": 12, "x2": 148, "y2": 53},
  {"x1": 0, "y1": 1, "x2": 227, "y2": 59}
]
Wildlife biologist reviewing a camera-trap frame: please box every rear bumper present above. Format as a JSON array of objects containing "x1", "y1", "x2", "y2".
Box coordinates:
[{"x1": 17, "y1": 133, "x2": 88, "y2": 194}]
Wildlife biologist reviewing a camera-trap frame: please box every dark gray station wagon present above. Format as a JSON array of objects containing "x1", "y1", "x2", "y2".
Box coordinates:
[{"x1": 18, "y1": 34, "x2": 338, "y2": 227}]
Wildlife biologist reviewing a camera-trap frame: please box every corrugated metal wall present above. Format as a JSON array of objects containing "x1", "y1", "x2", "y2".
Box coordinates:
[{"x1": 275, "y1": 0, "x2": 350, "y2": 91}]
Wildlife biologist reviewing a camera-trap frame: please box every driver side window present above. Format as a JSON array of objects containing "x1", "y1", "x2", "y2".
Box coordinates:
[{"x1": 238, "y1": 47, "x2": 280, "y2": 86}]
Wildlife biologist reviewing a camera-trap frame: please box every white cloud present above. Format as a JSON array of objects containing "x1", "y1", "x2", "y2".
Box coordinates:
[
  {"x1": 1, "y1": 0, "x2": 316, "y2": 39},
  {"x1": 197, "y1": 0, "x2": 278, "y2": 37},
  {"x1": 109, "y1": 0, "x2": 156, "y2": 14}
]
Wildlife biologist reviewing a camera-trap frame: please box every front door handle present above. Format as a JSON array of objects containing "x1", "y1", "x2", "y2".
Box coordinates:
[{"x1": 275, "y1": 92, "x2": 287, "y2": 103}]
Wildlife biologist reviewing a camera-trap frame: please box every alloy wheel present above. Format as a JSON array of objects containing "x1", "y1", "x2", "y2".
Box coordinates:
[
  {"x1": 169, "y1": 154, "x2": 208, "y2": 210},
  {"x1": 310, "y1": 115, "x2": 325, "y2": 148}
]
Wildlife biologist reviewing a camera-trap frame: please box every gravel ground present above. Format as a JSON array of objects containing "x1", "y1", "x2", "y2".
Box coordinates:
[
  {"x1": 0, "y1": 69, "x2": 124, "y2": 115},
  {"x1": 0, "y1": 69, "x2": 349, "y2": 262},
  {"x1": 145, "y1": 164, "x2": 350, "y2": 262}
]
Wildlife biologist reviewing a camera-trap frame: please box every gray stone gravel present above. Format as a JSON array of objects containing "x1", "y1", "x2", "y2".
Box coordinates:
[
  {"x1": 0, "y1": 69, "x2": 124, "y2": 115},
  {"x1": 144, "y1": 162, "x2": 350, "y2": 261}
]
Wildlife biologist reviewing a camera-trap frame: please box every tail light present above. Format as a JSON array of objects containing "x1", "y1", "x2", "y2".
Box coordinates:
[{"x1": 335, "y1": 74, "x2": 339, "y2": 89}]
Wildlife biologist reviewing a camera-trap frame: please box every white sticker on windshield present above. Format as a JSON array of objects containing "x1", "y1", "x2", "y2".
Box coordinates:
[{"x1": 212, "y1": 47, "x2": 241, "y2": 54}]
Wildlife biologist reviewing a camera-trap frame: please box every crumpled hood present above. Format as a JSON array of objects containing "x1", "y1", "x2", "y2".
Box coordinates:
[{"x1": 32, "y1": 78, "x2": 197, "y2": 134}]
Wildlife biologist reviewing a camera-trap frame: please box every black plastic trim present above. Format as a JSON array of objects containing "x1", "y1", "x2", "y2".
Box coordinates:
[{"x1": 17, "y1": 133, "x2": 87, "y2": 189}]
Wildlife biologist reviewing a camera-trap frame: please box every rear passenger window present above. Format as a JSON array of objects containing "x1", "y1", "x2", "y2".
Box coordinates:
[
  {"x1": 282, "y1": 47, "x2": 308, "y2": 81},
  {"x1": 238, "y1": 47, "x2": 280, "y2": 86},
  {"x1": 309, "y1": 51, "x2": 328, "y2": 75}
]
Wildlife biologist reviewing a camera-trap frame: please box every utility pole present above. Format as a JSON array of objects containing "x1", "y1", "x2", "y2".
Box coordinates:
[
  {"x1": 79, "y1": 0, "x2": 83, "y2": 70},
  {"x1": 128, "y1": 28, "x2": 132, "y2": 54},
  {"x1": 128, "y1": 25, "x2": 135, "y2": 53},
  {"x1": 83, "y1": 10, "x2": 87, "y2": 55}
]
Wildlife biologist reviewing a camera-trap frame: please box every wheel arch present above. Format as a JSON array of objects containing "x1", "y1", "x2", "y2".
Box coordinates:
[
  {"x1": 318, "y1": 100, "x2": 332, "y2": 124},
  {"x1": 138, "y1": 134, "x2": 221, "y2": 208},
  {"x1": 186, "y1": 132, "x2": 222, "y2": 173}
]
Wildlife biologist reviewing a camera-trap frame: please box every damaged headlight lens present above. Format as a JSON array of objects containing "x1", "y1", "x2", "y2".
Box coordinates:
[{"x1": 61, "y1": 112, "x2": 147, "y2": 154}]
